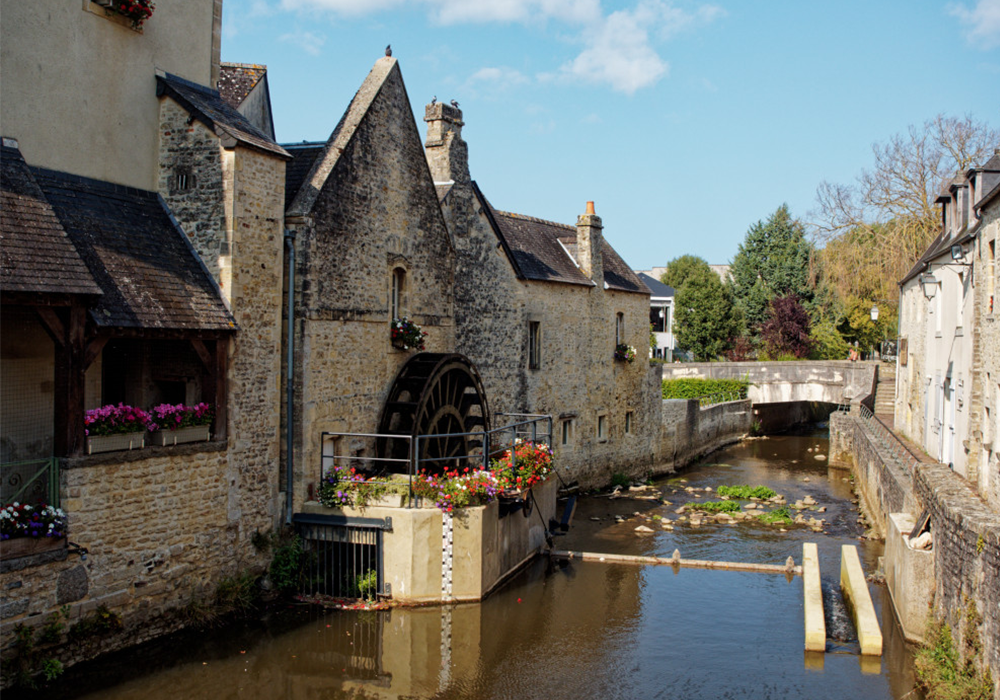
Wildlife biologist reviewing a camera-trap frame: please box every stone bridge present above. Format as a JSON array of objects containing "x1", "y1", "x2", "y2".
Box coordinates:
[{"x1": 661, "y1": 361, "x2": 877, "y2": 406}]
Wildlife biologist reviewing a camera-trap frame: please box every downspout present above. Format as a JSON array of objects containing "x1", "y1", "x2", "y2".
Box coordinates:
[{"x1": 284, "y1": 228, "x2": 296, "y2": 525}]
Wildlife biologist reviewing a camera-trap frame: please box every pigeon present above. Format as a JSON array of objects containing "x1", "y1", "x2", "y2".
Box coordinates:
[
  {"x1": 385, "y1": 44, "x2": 392, "y2": 57},
  {"x1": 450, "y1": 99, "x2": 460, "y2": 108},
  {"x1": 431, "y1": 96, "x2": 437, "y2": 105}
]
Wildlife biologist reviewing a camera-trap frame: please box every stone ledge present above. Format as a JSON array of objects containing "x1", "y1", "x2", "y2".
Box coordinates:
[{"x1": 63, "y1": 440, "x2": 227, "y2": 469}]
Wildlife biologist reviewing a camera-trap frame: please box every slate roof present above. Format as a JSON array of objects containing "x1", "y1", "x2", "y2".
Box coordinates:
[
  {"x1": 217, "y1": 63, "x2": 266, "y2": 109},
  {"x1": 282, "y1": 142, "x2": 325, "y2": 212},
  {"x1": 1, "y1": 142, "x2": 102, "y2": 297},
  {"x1": 637, "y1": 272, "x2": 674, "y2": 298},
  {"x1": 30, "y1": 167, "x2": 235, "y2": 331},
  {"x1": 156, "y1": 73, "x2": 289, "y2": 160},
  {"x1": 487, "y1": 205, "x2": 649, "y2": 294}
]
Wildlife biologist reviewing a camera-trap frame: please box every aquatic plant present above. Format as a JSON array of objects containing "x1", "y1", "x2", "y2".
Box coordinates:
[
  {"x1": 717, "y1": 485, "x2": 777, "y2": 500},
  {"x1": 687, "y1": 500, "x2": 740, "y2": 513},
  {"x1": 610, "y1": 472, "x2": 630, "y2": 489},
  {"x1": 756, "y1": 506, "x2": 793, "y2": 524}
]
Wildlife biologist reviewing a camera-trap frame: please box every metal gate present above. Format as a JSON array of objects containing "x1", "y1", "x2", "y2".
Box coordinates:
[{"x1": 293, "y1": 513, "x2": 392, "y2": 599}]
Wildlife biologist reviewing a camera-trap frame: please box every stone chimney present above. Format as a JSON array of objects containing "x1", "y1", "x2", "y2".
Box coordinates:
[
  {"x1": 424, "y1": 102, "x2": 469, "y2": 186},
  {"x1": 576, "y1": 201, "x2": 603, "y2": 284}
]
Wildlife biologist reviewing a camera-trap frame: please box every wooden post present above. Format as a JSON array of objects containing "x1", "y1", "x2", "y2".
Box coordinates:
[{"x1": 49, "y1": 305, "x2": 87, "y2": 457}]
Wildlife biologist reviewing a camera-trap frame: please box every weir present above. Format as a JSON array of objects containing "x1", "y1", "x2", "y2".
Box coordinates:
[{"x1": 548, "y1": 548, "x2": 802, "y2": 576}]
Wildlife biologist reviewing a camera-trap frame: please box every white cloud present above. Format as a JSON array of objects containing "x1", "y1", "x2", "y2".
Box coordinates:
[
  {"x1": 468, "y1": 66, "x2": 530, "y2": 90},
  {"x1": 949, "y1": 0, "x2": 1000, "y2": 49},
  {"x1": 429, "y1": 0, "x2": 600, "y2": 25},
  {"x1": 279, "y1": 30, "x2": 327, "y2": 56},
  {"x1": 280, "y1": 0, "x2": 405, "y2": 15}
]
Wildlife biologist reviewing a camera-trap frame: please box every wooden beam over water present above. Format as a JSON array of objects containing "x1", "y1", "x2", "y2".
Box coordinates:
[{"x1": 549, "y1": 549, "x2": 801, "y2": 576}]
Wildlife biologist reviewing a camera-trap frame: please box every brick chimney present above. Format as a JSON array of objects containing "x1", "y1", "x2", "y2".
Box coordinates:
[
  {"x1": 576, "y1": 201, "x2": 603, "y2": 284},
  {"x1": 424, "y1": 102, "x2": 469, "y2": 186}
]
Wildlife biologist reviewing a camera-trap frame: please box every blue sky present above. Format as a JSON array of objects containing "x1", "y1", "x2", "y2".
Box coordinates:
[{"x1": 222, "y1": 0, "x2": 1000, "y2": 269}]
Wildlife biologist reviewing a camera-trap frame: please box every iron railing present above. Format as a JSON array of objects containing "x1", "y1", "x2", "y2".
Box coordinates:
[
  {"x1": 1, "y1": 457, "x2": 60, "y2": 506},
  {"x1": 854, "y1": 404, "x2": 920, "y2": 473},
  {"x1": 293, "y1": 512, "x2": 391, "y2": 599}
]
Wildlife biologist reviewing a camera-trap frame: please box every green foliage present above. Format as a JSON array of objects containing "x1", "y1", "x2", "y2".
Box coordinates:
[
  {"x1": 729, "y1": 204, "x2": 814, "y2": 334},
  {"x1": 809, "y1": 320, "x2": 851, "y2": 360},
  {"x1": 662, "y1": 378, "x2": 749, "y2": 400},
  {"x1": 663, "y1": 255, "x2": 742, "y2": 360},
  {"x1": 756, "y1": 507, "x2": 793, "y2": 524},
  {"x1": 610, "y1": 472, "x2": 630, "y2": 489},
  {"x1": 838, "y1": 295, "x2": 897, "y2": 354},
  {"x1": 350, "y1": 570, "x2": 379, "y2": 601},
  {"x1": 40, "y1": 658, "x2": 63, "y2": 681},
  {"x1": 687, "y1": 500, "x2": 740, "y2": 513},
  {"x1": 38, "y1": 606, "x2": 69, "y2": 645},
  {"x1": 269, "y1": 533, "x2": 307, "y2": 593},
  {"x1": 717, "y1": 485, "x2": 776, "y2": 499},
  {"x1": 214, "y1": 571, "x2": 259, "y2": 616},
  {"x1": 68, "y1": 605, "x2": 123, "y2": 643},
  {"x1": 915, "y1": 612, "x2": 994, "y2": 700}
]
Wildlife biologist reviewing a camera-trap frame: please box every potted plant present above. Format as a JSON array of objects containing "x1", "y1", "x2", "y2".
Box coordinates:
[
  {"x1": 491, "y1": 439, "x2": 553, "y2": 498},
  {"x1": 0, "y1": 501, "x2": 67, "y2": 558},
  {"x1": 614, "y1": 343, "x2": 637, "y2": 363},
  {"x1": 96, "y1": 0, "x2": 155, "y2": 29},
  {"x1": 391, "y1": 317, "x2": 427, "y2": 351},
  {"x1": 85, "y1": 404, "x2": 156, "y2": 454},
  {"x1": 148, "y1": 403, "x2": 213, "y2": 446}
]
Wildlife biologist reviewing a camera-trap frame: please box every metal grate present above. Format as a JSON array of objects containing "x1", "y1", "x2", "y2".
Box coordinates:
[{"x1": 293, "y1": 513, "x2": 391, "y2": 600}]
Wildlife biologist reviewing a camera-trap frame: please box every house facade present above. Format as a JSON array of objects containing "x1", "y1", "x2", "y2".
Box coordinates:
[
  {"x1": 637, "y1": 272, "x2": 676, "y2": 360},
  {"x1": 896, "y1": 151, "x2": 1000, "y2": 507}
]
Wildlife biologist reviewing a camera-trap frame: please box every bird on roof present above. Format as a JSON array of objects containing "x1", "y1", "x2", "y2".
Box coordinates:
[
  {"x1": 385, "y1": 44, "x2": 392, "y2": 56},
  {"x1": 431, "y1": 96, "x2": 437, "y2": 105},
  {"x1": 450, "y1": 99, "x2": 460, "y2": 108}
]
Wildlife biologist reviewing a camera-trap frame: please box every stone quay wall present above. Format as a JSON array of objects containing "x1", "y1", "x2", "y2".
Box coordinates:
[
  {"x1": 0, "y1": 444, "x2": 247, "y2": 673},
  {"x1": 656, "y1": 398, "x2": 752, "y2": 473},
  {"x1": 831, "y1": 411, "x2": 1000, "y2": 697}
]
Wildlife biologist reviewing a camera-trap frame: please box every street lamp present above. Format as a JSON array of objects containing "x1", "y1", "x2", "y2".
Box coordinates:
[
  {"x1": 920, "y1": 273, "x2": 939, "y2": 299},
  {"x1": 870, "y1": 305, "x2": 879, "y2": 322}
]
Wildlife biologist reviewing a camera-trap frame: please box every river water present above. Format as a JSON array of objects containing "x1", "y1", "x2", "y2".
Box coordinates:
[{"x1": 41, "y1": 427, "x2": 920, "y2": 700}]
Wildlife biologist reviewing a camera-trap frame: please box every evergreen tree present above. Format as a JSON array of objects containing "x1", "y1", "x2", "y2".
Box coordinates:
[
  {"x1": 729, "y1": 204, "x2": 814, "y2": 334},
  {"x1": 663, "y1": 256, "x2": 741, "y2": 360}
]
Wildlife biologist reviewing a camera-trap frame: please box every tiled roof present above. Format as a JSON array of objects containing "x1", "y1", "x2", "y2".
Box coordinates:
[
  {"x1": 156, "y1": 73, "x2": 289, "y2": 160},
  {"x1": 637, "y1": 272, "x2": 674, "y2": 298},
  {"x1": 487, "y1": 205, "x2": 649, "y2": 294},
  {"x1": 282, "y1": 142, "x2": 325, "y2": 212},
  {"x1": 1, "y1": 142, "x2": 102, "y2": 297},
  {"x1": 217, "y1": 63, "x2": 266, "y2": 109},
  {"x1": 31, "y1": 167, "x2": 235, "y2": 331}
]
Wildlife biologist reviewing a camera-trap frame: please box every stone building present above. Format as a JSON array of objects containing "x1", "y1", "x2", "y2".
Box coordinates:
[{"x1": 896, "y1": 151, "x2": 1000, "y2": 507}]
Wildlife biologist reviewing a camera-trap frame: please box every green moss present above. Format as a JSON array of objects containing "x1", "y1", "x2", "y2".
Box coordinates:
[{"x1": 717, "y1": 485, "x2": 776, "y2": 500}]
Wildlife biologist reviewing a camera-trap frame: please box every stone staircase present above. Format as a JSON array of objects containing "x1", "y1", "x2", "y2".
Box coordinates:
[{"x1": 874, "y1": 363, "x2": 896, "y2": 423}]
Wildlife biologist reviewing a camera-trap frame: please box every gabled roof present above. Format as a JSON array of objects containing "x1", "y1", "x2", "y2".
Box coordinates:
[
  {"x1": 217, "y1": 63, "x2": 267, "y2": 108},
  {"x1": 282, "y1": 142, "x2": 325, "y2": 212},
  {"x1": 637, "y1": 272, "x2": 674, "y2": 298},
  {"x1": 285, "y1": 57, "x2": 398, "y2": 217},
  {"x1": 31, "y1": 166, "x2": 235, "y2": 331},
  {"x1": 156, "y1": 72, "x2": 289, "y2": 160},
  {"x1": 486, "y1": 204, "x2": 649, "y2": 294},
  {"x1": 1, "y1": 141, "x2": 102, "y2": 297}
]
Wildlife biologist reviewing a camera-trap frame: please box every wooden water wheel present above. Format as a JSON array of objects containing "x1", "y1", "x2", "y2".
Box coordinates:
[{"x1": 376, "y1": 353, "x2": 490, "y2": 474}]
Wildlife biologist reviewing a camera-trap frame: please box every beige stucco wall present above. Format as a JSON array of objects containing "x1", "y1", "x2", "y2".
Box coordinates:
[
  {"x1": 0, "y1": 0, "x2": 215, "y2": 190},
  {"x1": 0, "y1": 309, "x2": 55, "y2": 462}
]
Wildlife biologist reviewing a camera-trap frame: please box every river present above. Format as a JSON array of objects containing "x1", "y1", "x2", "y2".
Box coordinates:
[{"x1": 35, "y1": 427, "x2": 920, "y2": 700}]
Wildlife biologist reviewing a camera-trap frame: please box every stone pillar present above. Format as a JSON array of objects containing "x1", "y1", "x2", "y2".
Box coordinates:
[
  {"x1": 576, "y1": 201, "x2": 603, "y2": 284},
  {"x1": 424, "y1": 102, "x2": 469, "y2": 186}
]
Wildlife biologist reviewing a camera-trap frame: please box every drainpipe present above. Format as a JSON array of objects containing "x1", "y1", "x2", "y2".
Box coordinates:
[{"x1": 284, "y1": 229, "x2": 296, "y2": 525}]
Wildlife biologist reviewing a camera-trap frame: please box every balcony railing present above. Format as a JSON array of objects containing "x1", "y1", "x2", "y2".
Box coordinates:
[{"x1": 1, "y1": 457, "x2": 60, "y2": 506}]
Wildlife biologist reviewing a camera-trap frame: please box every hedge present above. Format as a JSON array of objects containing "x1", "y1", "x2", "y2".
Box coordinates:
[{"x1": 661, "y1": 378, "x2": 749, "y2": 400}]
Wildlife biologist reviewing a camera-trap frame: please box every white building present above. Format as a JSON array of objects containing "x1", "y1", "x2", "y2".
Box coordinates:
[{"x1": 637, "y1": 272, "x2": 675, "y2": 360}]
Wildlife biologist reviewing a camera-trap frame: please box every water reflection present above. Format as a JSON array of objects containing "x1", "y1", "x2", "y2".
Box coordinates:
[{"x1": 51, "y1": 428, "x2": 919, "y2": 700}]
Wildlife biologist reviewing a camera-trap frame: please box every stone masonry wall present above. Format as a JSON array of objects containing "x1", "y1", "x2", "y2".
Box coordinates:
[
  {"x1": 657, "y1": 398, "x2": 752, "y2": 473},
  {"x1": 0, "y1": 445, "x2": 233, "y2": 671}
]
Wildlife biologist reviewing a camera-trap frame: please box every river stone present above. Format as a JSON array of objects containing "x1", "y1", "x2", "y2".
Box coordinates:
[
  {"x1": 704, "y1": 486, "x2": 713, "y2": 492},
  {"x1": 818, "y1": 506, "x2": 827, "y2": 512},
  {"x1": 802, "y1": 496, "x2": 817, "y2": 506},
  {"x1": 675, "y1": 507, "x2": 686, "y2": 514},
  {"x1": 814, "y1": 454, "x2": 827, "y2": 461},
  {"x1": 634, "y1": 525, "x2": 654, "y2": 534},
  {"x1": 744, "y1": 503, "x2": 757, "y2": 510}
]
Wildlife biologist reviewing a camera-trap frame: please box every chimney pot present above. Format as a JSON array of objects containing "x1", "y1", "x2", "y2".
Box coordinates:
[{"x1": 586, "y1": 201, "x2": 595, "y2": 215}]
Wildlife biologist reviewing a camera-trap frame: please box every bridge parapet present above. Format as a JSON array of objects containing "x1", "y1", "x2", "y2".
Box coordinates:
[{"x1": 661, "y1": 361, "x2": 877, "y2": 406}]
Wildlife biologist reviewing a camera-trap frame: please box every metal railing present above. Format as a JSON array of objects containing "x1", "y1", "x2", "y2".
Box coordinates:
[
  {"x1": 855, "y1": 404, "x2": 920, "y2": 473},
  {"x1": 318, "y1": 413, "x2": 554, "y2": 507},
  {"x1": 293, "y1": 512, "x2": 391, "y2": 600},
  {"x1": 1, "y1": 457, "x2": 60, "y2": 506}
]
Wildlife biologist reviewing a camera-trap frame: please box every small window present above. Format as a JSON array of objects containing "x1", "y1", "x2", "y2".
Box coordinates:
[
  {"x1": 649, "y1": 306, "x2": 665, "y2": 333},
  {"x1": 561, "y1": 419, "x2": 573, "y2": 446},
  {"x1": 615, "y1": 312, "x2": 625, "y2": 345},
  {"x1": 390, "y1": 268, "x2": 405, "y2": 320},
  {"x1": 172, "y1": 168, "x2": 195, "y2": 193},
  {"x1": 597, "y1": 414, "x2": 608, "y2": 441},
  {"x1": 528, "y1": 321, "x2": 541, "y2": 369},
  {"x1": 625, "y1": 411, "x2": 634, "y2": 434}
]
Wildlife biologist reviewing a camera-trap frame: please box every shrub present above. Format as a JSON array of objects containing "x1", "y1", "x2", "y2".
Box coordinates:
[
  {"x1": 662, "y1": 378, "x2": 749, "y2": 400},
  {"x1": 269, "y1": 534, "x2": 306, "y2": 593}
]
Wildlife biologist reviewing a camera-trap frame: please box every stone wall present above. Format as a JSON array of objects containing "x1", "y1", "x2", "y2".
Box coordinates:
[
  {"x1": 0, "y1": 444, "x2": 237, "y2": 670},
  {"x1": 656, "y1": 398, "x2": 752, "y2": 473}
]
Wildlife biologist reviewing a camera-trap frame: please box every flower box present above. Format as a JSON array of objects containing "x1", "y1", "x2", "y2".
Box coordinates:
[
  {"x1": 149, "y1": 424, "x2": 211, "y2": 446},
  {"x1": 2, "y1": 536, "x2": 66, "y2": 559},
  {"x1": 87, "y1": 431, "x2": 145, "y2": 454}
]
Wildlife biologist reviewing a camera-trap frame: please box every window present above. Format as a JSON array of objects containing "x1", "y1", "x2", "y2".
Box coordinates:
[
  {"x1": 649, "y1": 306, "x2": 665, "y2": 333},
  {"x1": 172, "y1": 169, "x2": 194, "y2": 192},
  {"x1": 561, "y1": 419, "x2": 573, "y2": 446},
  {"x1": 597, "y1": 413, "x2": 608, "y2": 441},
  {"x1": 625, "y1": 411, "x2": 634, "y2": 434},
  {"x1": 390, "y1": 268, "x2": 405, "y2": 320},
  {"x1": 528, "y1": 321, "x2": 541, "y2": 369},
  {"x1": 989, "y1": 240, "x2": 996, "y2": 315},
  {"x1": 615, "y1": 313, "x2": 625, "y2": 345}
]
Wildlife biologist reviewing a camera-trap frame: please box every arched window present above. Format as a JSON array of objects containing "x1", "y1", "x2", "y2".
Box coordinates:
[
  {"x1": 391, "y1": 268, "x2": 405, "y2": 320},
  {"x1": 615, "y1": 312, "x2": 625, "y2": 345}
]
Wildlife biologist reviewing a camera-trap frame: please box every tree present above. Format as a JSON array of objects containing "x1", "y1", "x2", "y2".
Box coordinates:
[
  {"x1": 729, "y1": 204, "x2": 814, "y2": 334},
  {"x1": 813, "y1": 114, "x2": 999, "y2": 304},
  {"x1": 663, "y1": 256, "x2": 741, "y2": 361},
  {"x1": 759, "y1": 295, "x2": 813, "y2": 359}
]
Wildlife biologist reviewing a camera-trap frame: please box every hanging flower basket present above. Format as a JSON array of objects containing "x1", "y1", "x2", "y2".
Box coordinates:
[
  {"x1": 391, "y1": 317, "x2": 427, "y2": 351},
  {"x1": 614, "y1": 343, "x2": 637, "y2": 363},
  {"x1": 99, "y1": 0, "x2": 155, "y2": 29}
]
